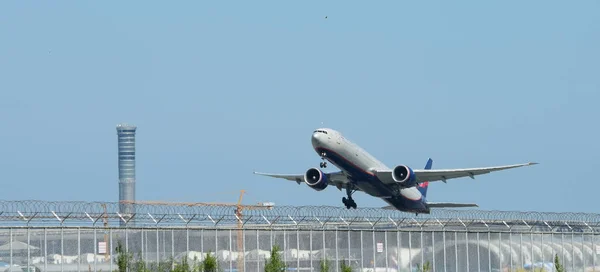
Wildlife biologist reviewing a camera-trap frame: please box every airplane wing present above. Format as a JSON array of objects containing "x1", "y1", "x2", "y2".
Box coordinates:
[
  {"x1": 374, "y1": 162, "x2": 537, "y2": 184},
  {"x1": 426, "y1": 202, "x2": 478, "y2": 208},
  {"x1": 412, "y1": 162, "x2": 538, "y2": 183},
  {"x1": 381, "y1": 202, "x2": 478, "y2": 210},
  {"x1": 253, "y1": 171, "x2": 353, "y2": 191}
]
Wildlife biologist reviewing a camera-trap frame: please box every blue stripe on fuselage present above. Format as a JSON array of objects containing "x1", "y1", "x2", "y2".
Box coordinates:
[{"x1": 315, "y1": 147, "x2": 429, "y2": 213}]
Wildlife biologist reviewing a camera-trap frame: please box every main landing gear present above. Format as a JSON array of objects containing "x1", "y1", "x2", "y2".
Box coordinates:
[
  {"x1": 319, "y1": 152, "x2": 327, "y2": 168},
  {"x1": 342, "y1": 187, "x2": 357, "y2": 209}
]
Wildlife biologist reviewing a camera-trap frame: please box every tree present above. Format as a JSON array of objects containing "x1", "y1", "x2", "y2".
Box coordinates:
[
  {"x1": 554, "y1": 254, "x2": 564, "y2": 272},
  {"x1": 319, "y1": 258, "x2": 331, "y2": 272},
  {"x1": 265, "y1": 245, "x2": 286, "y2": 272},
  {"x1": 115, "y1": 240, "x2": 133, "y2": 272},
  {"x1": 202, "y1": 252, "x2": 218, "y2": 272}
]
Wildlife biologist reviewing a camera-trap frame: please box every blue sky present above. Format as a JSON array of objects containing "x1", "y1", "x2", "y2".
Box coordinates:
[{"x1": 0, "y1": 1, "x2": 598, "y2": 213}]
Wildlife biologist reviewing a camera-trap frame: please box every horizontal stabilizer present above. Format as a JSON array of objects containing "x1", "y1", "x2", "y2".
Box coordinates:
[{"x1": 427, "y1": 202, "x2": 478, "y2": 208}]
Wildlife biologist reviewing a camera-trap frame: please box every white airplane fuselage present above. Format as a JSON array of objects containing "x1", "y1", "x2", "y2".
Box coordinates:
[{"x1": 311, "y1": 128, "x2": 429, "y2": 213}]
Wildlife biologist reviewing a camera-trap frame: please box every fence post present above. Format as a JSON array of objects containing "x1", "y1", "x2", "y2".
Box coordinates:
[
  {"x1": 432, "y1": 231, "x2": 436, "y2": 272},
  {"x1": 215, "y1": 229, "x2": 219, "y2": 269},
  {"x1": 593, "y1": 231, "x2": 596, "y2": 269},
  {"x1": 44, "y1": 228, "x2": 47, "y2": 272},
  {"x1": 487, "y1": 232, "x2": 491, "y2": 272},
  {"x1": 284, "y1": 229, "x2": 288, "y2": 270},
  {"x1": 539, "y1": 232, "x2": 543, "y2": 266},
  {"x1": 309, "y1": 229, "x2": 313, "y2": 272},
  {"x1": 443, "y1": 230, "x2": 447, "y2": 272},
  {"x1": 258, "y1": 229, "x2": 261, "y2": 272},
  {"x1": 420, "y1": 230, "x2": 424, "y2": 271},
  {"x1": 465, "y1": 231, "x2": 469, "y2": 272},
  {"x1": 27, "y1": 227, "x2": 31, "y2": 272},
  {"x1": 374, "y1": 230, "x2": 378, "y2": 272},
  {"x1": 61, "y1": 227, "x2": 64, "y2": 272},
  {"x1": 385, "y1": 231, "x2": 389, "y2": 272},
  {"x1": 243, "y1": 228, "x2": 246, "y2": 272},
  {"x1": 581, "y1": 232, "x2": 585, "y2": 270},
  {"x1": 297, "y1": 228, "x2": 300, "y2": 271},
  {"x1": 560, "y1": 234, "x2": 567, "y2": 270},
  {"x1": 499, "y1": 232, "x2": 503, "y2": 271},
  {"x1": 455, "y1": 232, "x2": 458, "y2": 272},
  {"x1": 110, "y1": 228, "x2": 114, "y2": 272},
  {"x1": 477, "y1": 232, "x2": 481, "y2": 272},
  {"x1": 519, "y1": 233, "x2": 523, "y2": 268},
  {"x1": 571, "y1": 232, "x2": 575, "y2": 272},
  {"x1": 397, "y1": 230, "x2": 400, "y2": 272},
  {"x1": 229, "y1": 229, "x2": 233, "y2": 272},
  {"x1": 336, "y1": 228, "x2": 339, "y2": 272},
  {"x1": 348, "y1": 228, "x2": 351, "y2": 268},
  {"x1": 509, "y1": 231, "x2": 513, "y2": 270},
  {"x1": 157, "y1": 227, "x2": 160, "y2": 264},
  {"x1": 9, "y1": 228, "x2": 12, "y2": 270},
  {"x1": 187, "y1": 227, "x2": 190, "y2": 258},
  {"x1": 322, "y1": 229, "x2": 326, "y2": 268},
  {"x1": 360, "y1": 230, "x2": 364, "y2": 271},
  {"x1": 408, "y1": 231, "x2": 412, "y2": 272},
  {"x1": 78, "y1": 227, "x2": 81, "y2": 272}
]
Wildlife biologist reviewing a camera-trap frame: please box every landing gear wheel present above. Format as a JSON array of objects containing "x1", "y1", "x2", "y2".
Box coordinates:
[
  {"x1": 319, "y1": 162, "x2": 327, "y2": 168},
  {"x1": 342, "y1": 197, "x2": 357, "y2": 209},
  {"x1": 343, "y1": 186, "x2": 358, "y2": 209}
]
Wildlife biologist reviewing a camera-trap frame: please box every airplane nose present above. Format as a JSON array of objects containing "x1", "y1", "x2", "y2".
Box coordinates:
[{"x1": 311, "y1": 132, "x2": 320, "y2": 146}]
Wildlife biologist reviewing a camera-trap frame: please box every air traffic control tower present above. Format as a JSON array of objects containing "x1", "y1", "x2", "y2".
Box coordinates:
[{"x1": 116, "y1": 123, "x2": 136, "y2": 225}]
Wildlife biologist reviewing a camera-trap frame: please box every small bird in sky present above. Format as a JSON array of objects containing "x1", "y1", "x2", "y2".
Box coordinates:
[{"x1": 325, "y1": 16, "x2": 327, "y2": 19}]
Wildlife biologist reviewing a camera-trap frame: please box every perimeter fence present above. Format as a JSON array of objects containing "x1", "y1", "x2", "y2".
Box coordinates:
[{"x1": 0, "y1": 200, "x2": 598, "y2": 272}]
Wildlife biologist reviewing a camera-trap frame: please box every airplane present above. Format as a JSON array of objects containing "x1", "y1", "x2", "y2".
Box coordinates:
[{"x1": 254, "y1": 128, "x2": 538, "y2": 215}]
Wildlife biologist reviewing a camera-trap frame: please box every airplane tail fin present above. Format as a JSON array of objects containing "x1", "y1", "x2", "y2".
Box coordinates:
[{"x1": 417, "y1": 158, "x2": 433, "y2": 197}]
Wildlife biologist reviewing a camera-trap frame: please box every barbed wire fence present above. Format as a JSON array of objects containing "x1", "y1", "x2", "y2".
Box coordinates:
[
  {"x1": 0, "y1": 200, "x2": 599, "y2": 272},
  {"x1": 1, "y1": 200, "x2": 599, "y2": 232}
]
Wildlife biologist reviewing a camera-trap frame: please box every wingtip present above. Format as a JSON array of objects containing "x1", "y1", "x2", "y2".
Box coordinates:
[{"x1": 528, "y1": 162, "x2": 539, "y2": 166}]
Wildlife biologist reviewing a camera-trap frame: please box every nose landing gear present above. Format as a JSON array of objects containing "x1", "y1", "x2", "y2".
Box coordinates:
[{"x1": 319, "y1": 152, "x2": 327, "y2": 168}]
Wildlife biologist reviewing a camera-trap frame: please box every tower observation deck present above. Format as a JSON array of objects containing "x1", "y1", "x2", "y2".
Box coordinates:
[{"x1": 116, "y1": 123, "x2": 136, "y2": 224}]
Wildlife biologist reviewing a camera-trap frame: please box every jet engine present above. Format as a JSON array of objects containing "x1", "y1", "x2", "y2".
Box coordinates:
[
  {"x1": 304, "y1": 167, "x2": 328, "y2": 191},
  {"x1": 392, "y1": 165, "x2": 417, "y2": 187}
]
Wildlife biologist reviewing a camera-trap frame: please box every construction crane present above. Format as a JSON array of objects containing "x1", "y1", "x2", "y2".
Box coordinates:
[
  {"x1": 235, "y1": 190, "x2": 259, "y2": 272},
  {"x1": 120, "y1": 190, "x2": 273, "y2": 272}
]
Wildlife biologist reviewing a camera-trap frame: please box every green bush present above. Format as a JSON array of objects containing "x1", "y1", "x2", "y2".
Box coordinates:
[
  {"x1": 554, "y1": 254, "x2": 564, "y2": 272},
  {"x1": 416, "y1": 261, "x2": 431, "y2": 272},
  {"x1": 265, "y1": 245, "x2": 286, "y2": 272},
  {"x1": 339, "y1": 259, "x2": 352, "y2": 272},
  {"x1": 132, "y1": 253, "x2": 150, "y2": 272},
  {"x1": 319, "y1": 258, "x2": 331, "y2": 272},
  {"x1": 202, "y1": 252, "x2": 219, "y2": 272},
  {"x1": 173, "y1": 256, "x2": 191, "y2": 272},
  {"x1": 115, "y1": 240, "x2": 133, "y2": 272}
]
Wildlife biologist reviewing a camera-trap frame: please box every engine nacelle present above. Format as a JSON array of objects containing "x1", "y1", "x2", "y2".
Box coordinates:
[
  {"x1": 304, "y1": 167, "x2": 328, "y2": 191},
  {"x1": 392, "y1": 164, "x2": 417, "y2": 188}
]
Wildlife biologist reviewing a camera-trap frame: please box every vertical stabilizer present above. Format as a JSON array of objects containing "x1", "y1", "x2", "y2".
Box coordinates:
[{"x1": 417, "y1": 158, "x2": 433, "y2": 197}]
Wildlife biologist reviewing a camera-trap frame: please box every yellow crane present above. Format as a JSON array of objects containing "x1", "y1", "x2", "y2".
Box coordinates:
[{"x1": 120, "y1": 190, "x2": 273, "y2": 272}]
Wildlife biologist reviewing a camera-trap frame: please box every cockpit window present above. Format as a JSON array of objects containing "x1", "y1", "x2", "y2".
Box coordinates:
[{"x1": 313, "y1": 130, "x2": 328, "y2": 134}]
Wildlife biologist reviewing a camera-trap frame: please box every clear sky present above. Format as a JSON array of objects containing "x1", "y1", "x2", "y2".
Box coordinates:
[{"x1": 1, "y1": 1, "x2": 598, "y2": 214}]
